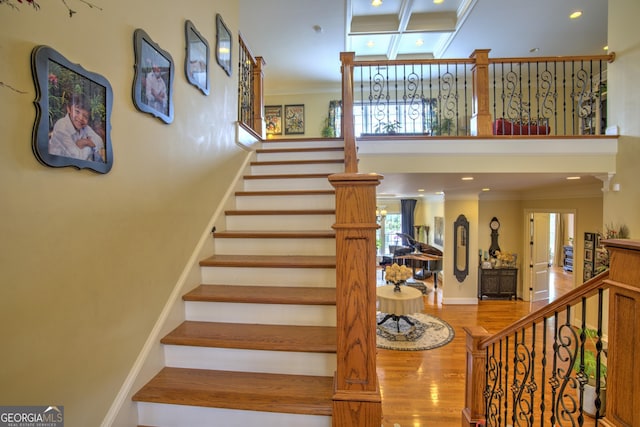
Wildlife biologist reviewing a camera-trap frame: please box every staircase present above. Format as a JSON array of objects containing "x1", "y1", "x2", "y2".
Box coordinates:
[{"x1": 132, "y1": 139, "x2": 345, "y2": 427}]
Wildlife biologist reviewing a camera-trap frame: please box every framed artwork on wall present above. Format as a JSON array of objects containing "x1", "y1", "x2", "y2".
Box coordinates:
[
  {"x1": 31, "y1": 45, "x2": 114, "y2": 174},
  {"x1": 265, "y1": 105, "x2": 282, "y2": 135},
  {"x1": 215, "y1": 13, "x2": 232, "y2": 77},
  {"x1": 132, "y1": 28, "x2": 174, "y2": 124},
  {"x1": 185, "y1": 20, "x2": 210, "y2": 95},
  {"x1": 284, "y1": 104, "x2": 305, "y2": 135}
]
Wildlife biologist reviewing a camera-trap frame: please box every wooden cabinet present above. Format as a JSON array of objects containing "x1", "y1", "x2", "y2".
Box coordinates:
[
  {"x1": 478, "y1": 267, "x2": 517, "y2": 300},
  {"x1": 563, "y1": 245, "x2": 573, "y2": 272}
]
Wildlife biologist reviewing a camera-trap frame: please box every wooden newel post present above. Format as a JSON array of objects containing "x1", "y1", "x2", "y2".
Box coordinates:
[
  {"x1": 340, "y1": 52, "x2": 358, "y2": 174},
  {"x1": 252, "y1": 56, "x2": 265, "y2": 137},
  {"x1": 462, "y1": 326, "x2": 490, "y2": 427},
  {"x1": 599, "y1": 239, "x2": 640, "y2": 427},
  {"x1": 469, "y1": 49, "x2": 492, "y2": 137},
  {"x1": 329, "y1": 172, "x2": 382, "y2": 427}
]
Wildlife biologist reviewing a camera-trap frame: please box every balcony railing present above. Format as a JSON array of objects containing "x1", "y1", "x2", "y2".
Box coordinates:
[{"x1": 341, "y1": 50, "x2": 614, "y2": 140}]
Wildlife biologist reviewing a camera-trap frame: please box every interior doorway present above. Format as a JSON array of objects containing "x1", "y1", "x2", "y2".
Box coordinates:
[{"x1": 522, "y1": 210, "x2": 575, "y2": 302}]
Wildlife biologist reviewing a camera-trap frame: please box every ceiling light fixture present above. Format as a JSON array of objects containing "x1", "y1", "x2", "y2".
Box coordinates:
[
  {"x1": 570, "y1": 10, "x2": 582, "y2": 19},
  {"x1": 433, "y1": 0, "x2": 444, "y2": 4},
  {"x1": 529, "y1": 47, "x2": 539, "y2": 53},
  {"x1": 371, "y1": 0, "x2": 382, "y2": 7},
  {"x1": 416, "y1": 39, "x2": 424, "y2": 47},
  {"x1": 482, "y1": 188, "x2": 490, "y2": 192},
  {"x1": 566, "y1": 176, "x2": 581, "y2": 180},
  {"x1": 604, "y1": 45, "x2": 609, "y2": 51},
  {"x1": 461, "y1": 176, "x2": 474, "y2": 181},
  {"x1": 367, "y1": 40, "x2": 375, "y2": 48}
]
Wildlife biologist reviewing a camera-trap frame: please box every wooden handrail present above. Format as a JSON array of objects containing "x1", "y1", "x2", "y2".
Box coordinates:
[{"x1": 479, "y1": 270, "x2": 610, "y2": 349}]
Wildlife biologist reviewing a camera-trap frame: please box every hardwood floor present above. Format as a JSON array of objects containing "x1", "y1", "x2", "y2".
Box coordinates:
[{"x1": 377, "y1": 266, "x2": 575, "y2": 427}]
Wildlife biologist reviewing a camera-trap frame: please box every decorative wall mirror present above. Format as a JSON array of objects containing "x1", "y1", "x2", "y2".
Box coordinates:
[{"x1": 454, "y1": 214, "x2": 469, "y2": 282}]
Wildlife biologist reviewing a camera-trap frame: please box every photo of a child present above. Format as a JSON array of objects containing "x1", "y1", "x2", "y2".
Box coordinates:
[{"x1": 49, "y1": 93, "x2": 105, "y2": 162}]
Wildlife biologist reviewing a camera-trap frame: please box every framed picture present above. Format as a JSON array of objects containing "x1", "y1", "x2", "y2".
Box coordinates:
[
  {"x1": 265, "y1": 105, "x2": 282, "y2": 135},
  {"x1": 215, "y1": 13, "x2": 232, "y2": 77},
  {"x1": 434, "y1": 216, "x2": 444, "y2": 246},
  {"x1": 284, "y1": 104, "x2": 305, "y2": 135},
  {"x1": 185, "y1": 20, "x2": 209, "y2": 95},
  {"x1": 31, "y1": 45, "x2": 113, "y2": 174},
  {"x1": 132, "y1": 28, "x2": 174, "y2": 124}
]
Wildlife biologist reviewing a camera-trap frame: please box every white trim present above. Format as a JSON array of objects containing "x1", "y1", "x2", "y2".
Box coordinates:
[{"x1": 100, "y1": 151, "x2": 255, "y2": 427}]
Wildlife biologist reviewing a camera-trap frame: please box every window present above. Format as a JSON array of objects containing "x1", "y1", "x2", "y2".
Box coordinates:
[{"x1": 353, "y1": 98, "x2": 437, "y2": 136}]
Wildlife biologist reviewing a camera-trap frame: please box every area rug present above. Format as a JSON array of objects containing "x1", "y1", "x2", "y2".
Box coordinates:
[{"x1": 376, "y1": 312, "x2": 455, "y2": 351}]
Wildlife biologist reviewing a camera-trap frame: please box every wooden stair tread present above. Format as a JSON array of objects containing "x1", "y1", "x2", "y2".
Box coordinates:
[
  {"x1": 256, "y1": 147, "x2": 343, "y2": 154},
  {"x1": 235, "y1": 189, "x2": 335, "y2": 197},
  {"x1": 200, "y1": 254, "x2": 336, "y2": 268},
  {"x1": 213, "y1": 230, "x2": 335, "y2": 238},
  {"x1": 243, "y1": 172, "x2": 332, "y2": 179},
  {"x1": 250, "y1": 159, "x2": 344, "y2": 166},
  {"x1": 132, "y1": 367, "x2": 334, "y2": 416},
  {"x1": 224, "y1": 209, "x2": 335, "y2": 215},
  {"x1": 184, "y1": 284, "x2": 336, "y2": 305},
  {"x1": 162, "y1": 321, "x2": 336, "y2": 352}
]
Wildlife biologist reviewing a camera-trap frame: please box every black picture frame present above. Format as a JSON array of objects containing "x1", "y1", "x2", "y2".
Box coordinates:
[
  {"x1": 185, "y1": 20, "x2": 210, "y2": 95},
  {"x1": 215, "y1": 13, "x2": 232, "y2": 77},
  {"x1": 284, "y1": 104, "x2": 305, "y2": 135},
  {"x1": 132, "y1": 28, "x2": 174, "y2": 124},
  {"x1": 31, "y1": 45, "x2": 113, "y2": 174}
]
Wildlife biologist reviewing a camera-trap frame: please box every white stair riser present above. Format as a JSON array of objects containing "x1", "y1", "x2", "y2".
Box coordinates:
[
  {"x1": 137, "y1": 403, "x2": 331, "y2": 427},
  {"x1": 214, "y1": 237, "x2": 336, "y2": 256},
  {"x1": 164, "y1": 346, "x2": 336, "y2": 376},
  {"x1": 251, "y1": 163, "x2": 343, "y2": 175},
  {"x1": 235, "y1": 194, "x2": 335, "y2": 210},
  {"x1": 256, "y1": 151, "x2": 344, "y2": 162},
  {"x1": 201, "y1": 266, "x2": 336, "y2": 287},
  {"x1": 262, "y1": 141, "x2": 343, "y2": 150},
  {"x1": 185, "y1": 301, "x2": 336, "y2": 326},
  {"x1": 243, "y1": 177, "x2": 332, "y2": 191},
  {"x1": 226, "y1": 214, "x2": 334, "y2": 231}
]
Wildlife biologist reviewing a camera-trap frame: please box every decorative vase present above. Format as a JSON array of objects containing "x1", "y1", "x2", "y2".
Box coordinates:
[{"x1": 393, "y1": 281, "x2": 404, "y2": 292}]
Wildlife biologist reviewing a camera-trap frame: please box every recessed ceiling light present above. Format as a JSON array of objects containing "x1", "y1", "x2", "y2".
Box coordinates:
[
  {"x1": 435, "y1": 191, "x2": 444, "y2": 195},
  {"x1": 433, "y1": 0, "x2": 444, "y2": 4},
  {"x1": 566, "y1": 176, "x2": 581, "y2": 180},
  {"x1": 603, "y1": 45, "x2": 609, "y2": 51},
  {"x1": 367, "y1": 40, "x2": 375, "y2": 48},
  {"x1": 461, "y1": 176, "x2": 474, "y2": 181},
  {"x1": 371, "y1": 0, "x2": 382, "y2": 7},
  {"x1": 416, "y1": 39, "x2": 424, "y2": 47},
  {"x1": 529, "y1": 47, "x2": 539, "y2": 53},
  {"x1": 482, "y1": 188, "x2": 490, "y2": 192},
  {"x1": 417, "y1": 188, "x2": 425, "y2": 192},
  {"x1": 570, "y1": 10, "x2": 582, "y2": 19}
]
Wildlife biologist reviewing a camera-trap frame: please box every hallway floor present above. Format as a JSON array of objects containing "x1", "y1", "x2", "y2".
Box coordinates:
[{"x1": 377, "y1": 266, "x2": 577, "y2": 426}]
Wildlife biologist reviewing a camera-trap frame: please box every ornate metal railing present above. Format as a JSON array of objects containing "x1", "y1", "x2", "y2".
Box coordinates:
[
  {"x1": 465, "y1": 239, "x2": 640, "y2": 427},
  {"x1": 342, "y1": 50, "x2": 614, "y2": 138},
  {"x1": 238, "y1": 35, "x2": 264, "y2": 137}
]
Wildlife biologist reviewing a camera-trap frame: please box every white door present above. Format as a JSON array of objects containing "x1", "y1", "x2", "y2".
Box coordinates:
[{"x1": 530, "y1": 213, "x2": 550, "y2": 302}]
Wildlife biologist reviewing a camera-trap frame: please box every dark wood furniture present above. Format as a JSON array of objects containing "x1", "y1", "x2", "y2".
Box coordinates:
[
  {"x1": 563, "y1": 245, "x2": 573, "y2": 272},
  {"x1": 478, "y1": 267, "x2": 517, "y2": 300}
]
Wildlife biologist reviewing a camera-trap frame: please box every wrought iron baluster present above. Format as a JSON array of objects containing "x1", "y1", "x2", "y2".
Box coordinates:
[
  {"x1": 540, "y1": 317, "x2": 548, "y2": 427},
  {"x1": 555, "y1": 304, "x2": 580, "y2": 426}
]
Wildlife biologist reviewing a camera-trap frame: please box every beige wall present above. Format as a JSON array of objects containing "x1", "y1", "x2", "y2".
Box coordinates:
[
  {"x1": 0, "y1": 1, "x2": 244, "y2": 426},
  {"x1": 604, "y1": 0, "x2": 640, "y2": 238}
]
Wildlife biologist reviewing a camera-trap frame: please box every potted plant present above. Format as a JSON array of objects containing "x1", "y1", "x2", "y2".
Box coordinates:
[
  {"x1": 572, "y1": 328, "x2": 607, "y2": 417},
  {"x1": 375, "y1": 120, "x2": 401, "y2": 134},
  {"x1": 321, "y1": 116, "x2": 336, "y2": 137}
]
